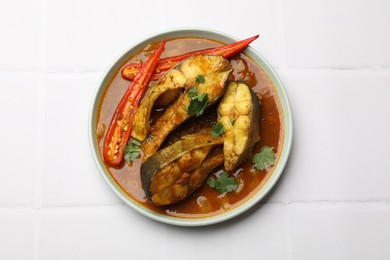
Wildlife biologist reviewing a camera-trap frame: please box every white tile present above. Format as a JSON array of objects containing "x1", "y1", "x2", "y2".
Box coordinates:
[
  {"x1": 0, "y1": 210, "x2": 34, "y2": 260},
  {"x1": 0, "y1": 0, "x2": 41, "y2": 70},
  {"x1": 289, "y1": 203, "x2": 390, "y2": 260},
  {"x1": 165, "y1": 204, "x2": 287, "y2": 260},
  {"x1": 45, "y1": 0, "x2": 162, "y2": 71},
  {"x1": 164, "y1": 0, "x2": 280, "y2": 67},
  {"x1": 39, "y1": 206, "x2": 164, "y2": 260},
  {"x1": 280, "y1": 70, "x2": 390, "y2": 201},
  {"x1": 0, "y1": 74, "x2": 40, "y2": 206},
  {"x1": 41, "y1": 73, "x2": 120, "y2": 206},
  {"x1": 283, "y1": 0, "x2": 390, "y2": 68}
]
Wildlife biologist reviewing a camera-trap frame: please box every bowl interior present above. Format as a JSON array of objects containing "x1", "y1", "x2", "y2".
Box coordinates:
[{"x1": 89, "y1": 28, "x2": 292, "y2": 226}]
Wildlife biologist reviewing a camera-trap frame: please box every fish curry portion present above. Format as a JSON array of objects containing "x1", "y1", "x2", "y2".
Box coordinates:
[{"x1": 96, "y1": 37, "x2": 283, "y2": 218}]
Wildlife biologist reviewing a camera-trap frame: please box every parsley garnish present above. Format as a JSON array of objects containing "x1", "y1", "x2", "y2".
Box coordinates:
[
  {"x1": 187, "y1": 87, "x2": 208, "y2": 117},
  {"x1": 211, "y1": 122, "x2": 225, "y2": 138},
  {"x1": 196, "y1": 75, "x2": 205, "y2": 83},
  {"x1": 207, "y1": 172, "x2": 238, "y2": 193},
  {"x1": 123, "y1": 139, "x2": 141, "y2": 162},
  {"x1": 253, "y1": 146, "x2": 276, "y2": 170},
  {"x1": 230, "y1": 119, "x2": 235, "y2": 126}
]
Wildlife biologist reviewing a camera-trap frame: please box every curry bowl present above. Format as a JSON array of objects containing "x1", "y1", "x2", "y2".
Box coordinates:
[{"x1": 89, "y1": 28, "x2": 292, "y2": 226}]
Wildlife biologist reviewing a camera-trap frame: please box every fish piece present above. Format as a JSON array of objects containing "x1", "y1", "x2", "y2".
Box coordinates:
[
  {"x1": 218, "y1": 81, "x2": 261, "y2": 171},
  {"x1": 149, "y1": 147, "x2": 224, "y2": 206},
  {"x1": 141, "y1": 55, "x2": 232, "y2": 157},
  {"x1": 131, "y1": 69, "x2": 187, "y2": 141},
  {"x1": 141, "y1": 131, "x2": 223, "y2": 205},
  {"x1": 132, "y1": 55, "x2": 232, "y2": 142}
]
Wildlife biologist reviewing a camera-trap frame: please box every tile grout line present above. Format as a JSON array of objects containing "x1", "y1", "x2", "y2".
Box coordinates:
[
  {"x1": 32, "y1": 0, "x2": 48, "y2": 258},
  {"x1": 277, "y1": 1, "x2": 293, "y2": 257},
  {"x1": 277, "y1": 0, "x2": 287, "y2": 71}
]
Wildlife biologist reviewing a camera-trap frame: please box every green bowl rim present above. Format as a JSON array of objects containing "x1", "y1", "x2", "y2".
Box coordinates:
[{"x1": 88, "y1": 27, "x2": 293, "y2": 226}]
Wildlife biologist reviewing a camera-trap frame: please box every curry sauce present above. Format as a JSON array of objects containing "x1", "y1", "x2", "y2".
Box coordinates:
[{"x1": 96, "y1": 37, "x2": 283, "y2": 218}]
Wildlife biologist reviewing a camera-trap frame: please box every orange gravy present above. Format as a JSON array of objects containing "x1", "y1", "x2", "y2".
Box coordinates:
[{"x1": 96, "y1": 37, "x2": 284, "y2": 218}]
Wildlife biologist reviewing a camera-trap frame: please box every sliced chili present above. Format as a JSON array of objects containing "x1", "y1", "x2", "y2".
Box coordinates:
[{"x1": 103, "y1": 42, "x2": 166, "y2": 166}]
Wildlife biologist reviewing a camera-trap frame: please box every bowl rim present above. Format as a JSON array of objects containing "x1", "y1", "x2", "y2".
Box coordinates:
[{"x1": 88, "y1": 27, "x2": 293, "y2": 226}]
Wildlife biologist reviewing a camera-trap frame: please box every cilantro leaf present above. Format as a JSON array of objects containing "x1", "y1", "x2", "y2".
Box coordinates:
[
  {"x1": 211, "y1": 122, "x2": 225, "y2": 138},
  {"x1": 207, "y1": 172, "x2": 238, "y2": 193},
  {"x1": 196, "y1": 93, "x2": 208, "y2": 115},
  {"x1": 230, "y1": 119, "x2": 235, "y2": 126},
  {"x1": 253, "y1": 146, "x2": 276, "y2": 170},
  {"x1": 123, "y1": 139, "x2": 141, "y2": 162},
  {"x1": 196, "y1": 75, "x2": 205, "y2": 83},
  {"x1": 187, "y1": 98, "x2": 200, "y2": 116},
  {"x1": 207, "y1": 178, "x2": 216, "y2": 188},
  {"x1": 187, "y1": 90, "x2": 208, "y2": 117},
  {"x1": 188, "y1": 87, "x2": 198, "y2": 99},
  {"x1": 130, "y1": 138, "x2": 141, "y2": 147}
]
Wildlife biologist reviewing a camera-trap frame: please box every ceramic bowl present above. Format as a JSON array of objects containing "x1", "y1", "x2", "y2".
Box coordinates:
[{"x1": 88, "y1": 28, "x2": 293, "y2": 226}]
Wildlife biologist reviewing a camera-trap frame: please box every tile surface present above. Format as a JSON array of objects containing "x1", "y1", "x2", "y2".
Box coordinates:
[
  {"x1": 283, "y1": 0, "x2": 390, "y2": 68},
  {"x1": 164, "y1": 0, "x2": 281, "y2": 67},
  {"x1": 165, "y1": 204, "x2": 287, "y2": 260},
  {"x1": 280, "y1": 70, "x2": 390, "y2": 201},
  {"x1": 0, "y1": 0, "x2": 390, "y2": 259},
  {"x1": 289, "y1": 203, "x2": 390, "y2": 260},
  {"x1": 41, "y1": 73, "x2": 120, "y2": 206},
  {"x1": 0, "y1": 74, "x2": 40, "y2": 206},
  {"x1": 39, "y1": 206, "x2": 164, "y2": 260},
  {"x1": 45, "y1": 0, "x2": 162, "y2": 71},
  {"x1": 0, "y1": 0, "x2": 41, "y2": 70},
  {"x1": 0, "y1": 210, "x2": 34, "y2": 260}
]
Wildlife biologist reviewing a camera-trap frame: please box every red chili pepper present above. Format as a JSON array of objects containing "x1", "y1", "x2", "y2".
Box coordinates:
[
  {"x1": 103, "y1": 42, "x2": 166, "y2": 166},
  {"x1": 121, "y1": 35, "x2": 259, "y2": 81}
]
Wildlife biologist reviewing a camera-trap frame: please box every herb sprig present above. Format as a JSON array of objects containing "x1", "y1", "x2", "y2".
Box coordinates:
[
  {"x1": 196, "y1": 75, "x2": 205, "y2": 83},
  {"x1": 253, "y1": 146, "x2": 276, "y2": 170},
  {"x1": 187, "y1": 87, "x2": 208, "y2": 117},
  {"x1": 207, "y1": 172, "x2": 238, "y2": 193},
  {"x1": 211, "y1": 122, "x2": 225, "y2": 138},
  {"x1": 123, "y1": 139, "x2": 142, "y2": 162}
]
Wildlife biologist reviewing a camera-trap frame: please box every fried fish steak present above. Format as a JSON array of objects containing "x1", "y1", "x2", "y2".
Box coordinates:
[
  {"x1": 140, "y1": 55, "x2": 232, "y2": 158},
  {"x1": 217, "y1": 81, "x2": 261, "y2": 171},
  {"x1": 148, "y1": 147, "x2": 224, "y2": 206},
  {"x1": 140, "y1": 130, "x2": 224, "y2": 206}
]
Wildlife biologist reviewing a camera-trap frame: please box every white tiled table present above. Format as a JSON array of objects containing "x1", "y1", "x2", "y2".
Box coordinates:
[{"x1": 1, "y1": 0, "x2": 389, "y2": 259}]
